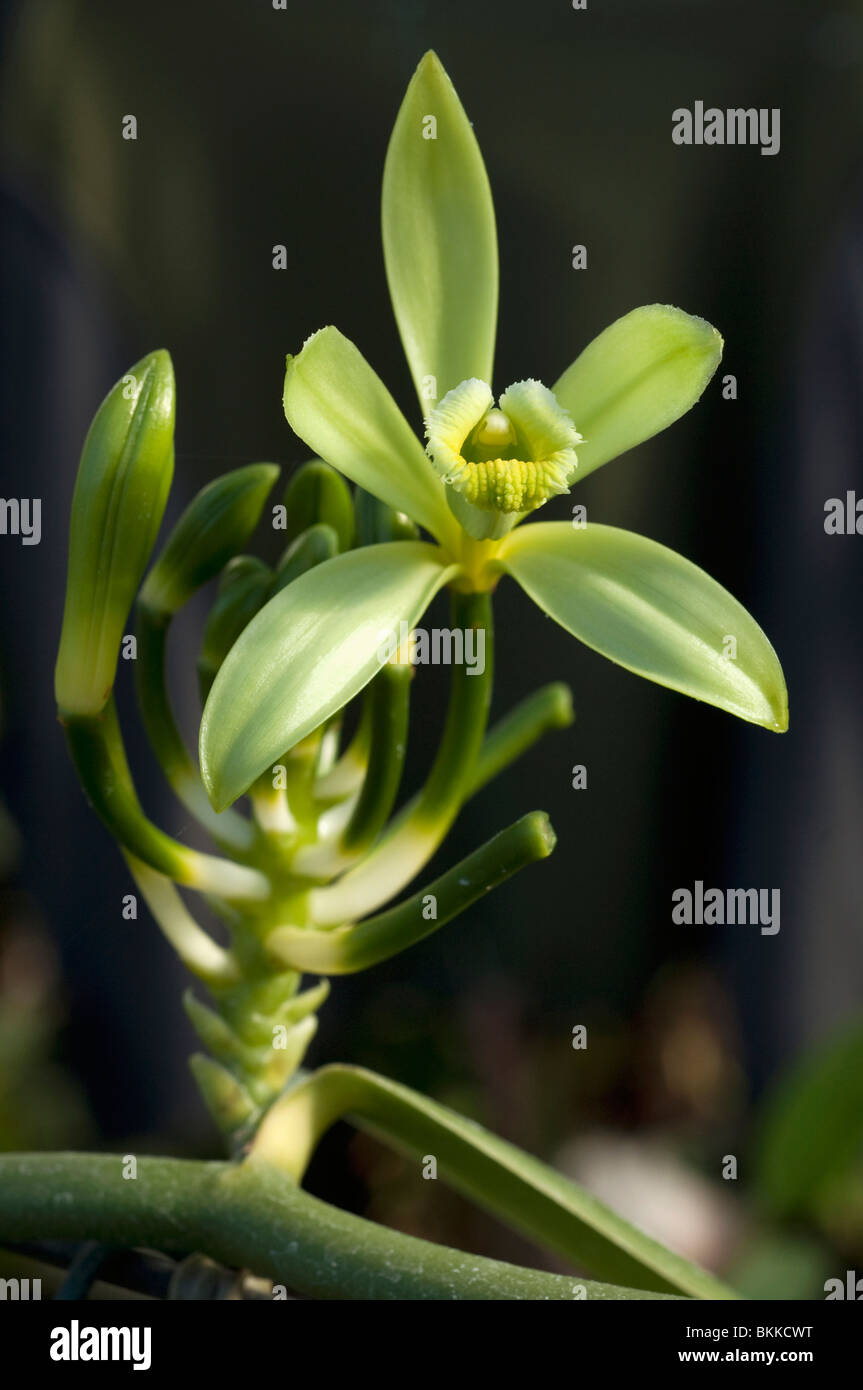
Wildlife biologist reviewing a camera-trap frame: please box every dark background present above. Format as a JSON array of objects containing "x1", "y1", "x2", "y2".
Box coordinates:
[{"x1": 1, "y1": 0, "x2": 862, "y2": 1288}]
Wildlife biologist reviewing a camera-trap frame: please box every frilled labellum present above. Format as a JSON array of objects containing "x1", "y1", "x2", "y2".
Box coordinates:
[{"x1": 424, "y1": 378, "x2": 582, "y2": 539}]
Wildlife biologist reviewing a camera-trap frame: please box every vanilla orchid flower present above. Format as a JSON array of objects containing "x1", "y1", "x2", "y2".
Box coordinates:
[{"x1": 200, "y1": 51, "x2": 787, "y2": 814}]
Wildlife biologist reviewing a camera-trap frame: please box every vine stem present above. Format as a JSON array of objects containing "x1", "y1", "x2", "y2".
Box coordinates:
[
  {"x1": 249, "y1": 1065, "x2": 738, "y2": 1301},
  {"x1": 0, "y1": 1154, "x2": 675, "y2": 1301}
]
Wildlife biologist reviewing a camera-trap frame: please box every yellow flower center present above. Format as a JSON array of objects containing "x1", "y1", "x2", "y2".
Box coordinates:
[{"x1": 425, "y1": 378, "x2": 582, "y2": 518}]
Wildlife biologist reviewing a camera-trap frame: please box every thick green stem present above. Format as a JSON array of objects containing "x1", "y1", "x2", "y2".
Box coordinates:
[
  {"x1": 135, "y1": 603, "x2": 254, "y2": 853},
  {"x1": 268, "y1": 811, "x2": 554, "y2": 973},
  {"x1": 309, "y1": 590, "x2": 493, "y2": 924},
  {"x1": 63, "y1": 700, "x2": 268, "y2": 901},
  {"x1": 250, "y1": 1065, "x2": 737, "y2": 1301},
  {"x1": 0, "y1": 1154, "x2": 673, "y2": 1300},
  {"x1": 340, "y1": 662, "x2": 410, "y2": 854},
  {"x1": 294, "y1": 663, "x2": 411, "y2": 878}
]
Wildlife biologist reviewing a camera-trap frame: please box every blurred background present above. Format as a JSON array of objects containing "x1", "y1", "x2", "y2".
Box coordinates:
[{"x1": 1, "y1": 0, "x2": 863, "y2": 1297}]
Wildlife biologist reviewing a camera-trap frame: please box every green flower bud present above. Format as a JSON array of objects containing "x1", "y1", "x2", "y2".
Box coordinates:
[
  {"x1": 270, "y1": 522, "x2": 338, "y2": 596},
  {"x1": 282, "y1": 459, "x2": 355, "y2": 552},
  {"x1": 55, "y1": 351, "x2": 175, "y2": 717},
  {"x1": 139, "y1": 463, "x2": 279, "y2": 619},
  {"x1": 197, "y1": 556, "x2": 272, "y2": 703},
  {"x1": 354, "y1": 488, "x2": 419, "y2": 545}
]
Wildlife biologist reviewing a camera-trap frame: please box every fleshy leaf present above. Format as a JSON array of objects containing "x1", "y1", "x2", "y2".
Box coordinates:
[
  {"x1": 200, "y1": 542, "x2": 458, "y2": 810},
  {"x1": 552, "y1": 305, "x2": 723, "y2": 480},
  {"x1": 283, "y1": 327, "x2": 457, "y2": 547},
  {"x1": 382, "y1": 51, "x2": 498, "y2": 411},
  {"x1": 501, "y1": 522, "x2": 788, "y2": 731}
]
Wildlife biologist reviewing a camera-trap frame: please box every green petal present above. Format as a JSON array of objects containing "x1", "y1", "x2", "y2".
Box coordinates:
[
  {"x1": 200, "y1": 543, "x2": 459, "y2": 811},
  {"x1": 283, "y1": 327, "x2": 457, "y2": 547},
  {"x1": 501, "y1": 522, "x2": 788, "y2": 731},
  {"x1": 552, "y1": 305, "x2": 723, "y2": 481},
  {"x1": 382, "y1": 50, "x2": 498, "y2": 408}
]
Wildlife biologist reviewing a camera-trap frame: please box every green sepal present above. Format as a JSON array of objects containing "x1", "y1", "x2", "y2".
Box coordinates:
[{"x1": 382, "y1": 50, "x2": 498, "y2": 406}]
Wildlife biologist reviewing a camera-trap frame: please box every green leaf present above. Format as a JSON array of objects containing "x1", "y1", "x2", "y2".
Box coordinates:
[
  {"x1": 140, "y1": 463, "x2": 278, "y2": 617},
  {"x1": 200, "y1": 542, "x2": 458, "y2": 811},
  {"x1": 251, "y1": 1064, "x2": 735, "y2": 1299},
  {"x1": 55, "y1": 351, "x2": 175, "y2": 716},
  {"x1": 501, "y1": 522, "x2": 788, "y2": 730},
  {"x1": 552, "y1": 305, "x2": 723, "y2": 481},
  {"x1": 283, "y1": 327, "x2": 458, "y2": 547},
  {"x1": 753, "y1": 1019, "x2": 863, "y2": 1219},
  {"x1": 382, "y1": 50, "x2": 498, "y2": 409}
]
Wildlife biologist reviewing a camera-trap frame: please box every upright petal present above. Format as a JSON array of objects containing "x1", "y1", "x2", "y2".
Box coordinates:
[
  {"x1": 382, "y1": 50, "x2": 498, "y2": 409},
  {"x1": 283, "y1": 327, "x2": 457, "y2": 547},
  {"x1": 552, "y1": 305, "x2": 722, "y2": 481},
  {"x1": 501, "y1": 522, "x2": 788, "y2": 731},
  {"x1": 200, "y1": 542, "x2": 459, "y2": 810}
]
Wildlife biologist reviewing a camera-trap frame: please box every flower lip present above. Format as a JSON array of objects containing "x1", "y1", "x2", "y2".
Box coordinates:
[{"x1": 425, "y1": 377, "x2": 582, "y2": 515}]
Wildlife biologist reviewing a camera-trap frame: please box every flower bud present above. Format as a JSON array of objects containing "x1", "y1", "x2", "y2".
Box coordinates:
[
  {"x1": 354, "y1": 488, "x2": 419, "y2": 545},
  {"x1": 197, "y1": 557, "x2": 272, "y2": 703},
  {"x1": 270, "y1": 523, "x2": 338, "y2": 596},
  {"x1": 139, "y1": 463, "x2": 278, "y2": 619},
  {"x1": 55, "y1": 351, "x2": 175, "y2": 717},
  {"x1": 282, "y1": 459, "x2": 355, "y2": 552}
]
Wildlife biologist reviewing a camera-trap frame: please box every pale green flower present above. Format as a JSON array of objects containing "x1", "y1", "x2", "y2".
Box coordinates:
[{"x1": 201, "y1": 51, "x2": 787, "y2": 814}]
